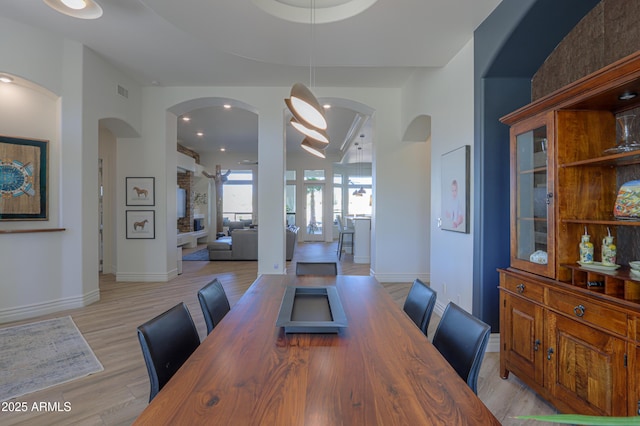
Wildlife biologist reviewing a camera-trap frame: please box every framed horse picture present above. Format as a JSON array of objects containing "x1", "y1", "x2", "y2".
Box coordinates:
[
  {"x1": 126, "y1": 210, "x2": 155, "y2": 239},
  {"x1": 126, "y1": 177, "x2": 155, "y2": 206}
]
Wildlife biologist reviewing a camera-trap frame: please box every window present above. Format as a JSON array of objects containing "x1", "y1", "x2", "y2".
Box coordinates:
[
  {"x1": 304, "y1": 169, "x2": 325, "y2": 181},
  {"x1": 223, "y1": 170, "x2": 253, "y2": 222},
  {"x1": 333, "y1": 173, "x2": 343, "y2": 225},
  {"x1": 286, "y1": 184, "x2": 296, "y2": 227},
  {"x1": 348, "y1": 175, "x2": 372, "y2": 216},
  {"x1": 286, "y1": 170, "x2": 296, "y2": 227}
]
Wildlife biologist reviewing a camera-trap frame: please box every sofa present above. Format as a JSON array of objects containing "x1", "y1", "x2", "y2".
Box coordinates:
[{"x1": 208, "y1": 226, "x2": 299, "y2": 261}]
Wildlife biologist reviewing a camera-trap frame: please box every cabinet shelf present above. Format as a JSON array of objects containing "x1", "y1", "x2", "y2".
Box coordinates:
[
  {"x1": 518, "y1": 166, "x2": 548, "y2": 174},
  {"x1": 562, "y1": 218, "x2": 640, "y2": 226},
  {"x1": 517, "y1": 216, "x2": 548, "y2": 222},
  {"x1": 560, "y1": 263, "x2": 640, "y2": 302},
  {"x1": 559, "y1": 149, "x2": 640, "y2": 167}
]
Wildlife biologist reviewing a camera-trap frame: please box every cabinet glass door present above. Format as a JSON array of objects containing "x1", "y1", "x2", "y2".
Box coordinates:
[{"x1": 511, "y1": 113, "x2": 554, "y2": 277}]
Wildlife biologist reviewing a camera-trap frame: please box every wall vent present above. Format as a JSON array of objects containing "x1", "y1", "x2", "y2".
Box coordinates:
[{"x1": 117, "y1": 84, "x2": 128, "y2": 99}]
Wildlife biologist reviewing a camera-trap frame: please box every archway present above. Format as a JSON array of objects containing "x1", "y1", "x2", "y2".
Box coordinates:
[
  {"x1": 168, "y1": 97, "x2": 259, "y2": 250},
  {"x1": 98, "y1": 118, "x2": 139, "y2": 274}
]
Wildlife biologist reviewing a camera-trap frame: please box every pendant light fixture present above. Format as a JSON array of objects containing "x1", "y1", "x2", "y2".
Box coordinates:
[
  {"x1": 352, "y1": 140, "x2": 364, "y2": 197},
  {"x1": 286, "y1": 84, "x2": 327, "y2": 132},
  {"x1": 351, "y1": 135, "x2": 367, "y2": 196},
  {"x1": 300, "y1": 138, "x2": 327, "y2": 159},
  {"x1": 285, "y1": 0, "x2": 330, "y2": 149},
  {"x1": 43, "y1": 0, "x2": 103, "y2": 19},
  {"x1": 357, "y1": 136, "x2": 366, "y2": 195},
  {"x1": 289, "y1": 117, "x2": 330, "y2": 145}
]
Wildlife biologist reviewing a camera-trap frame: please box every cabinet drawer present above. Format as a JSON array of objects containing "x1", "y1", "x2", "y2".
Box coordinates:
[
  {"x1": 547, "y1": 289, "x2": 627, "y2": 337},
  {"x1": 502, "y1": 275, "x2": 544, "y2": 302}
]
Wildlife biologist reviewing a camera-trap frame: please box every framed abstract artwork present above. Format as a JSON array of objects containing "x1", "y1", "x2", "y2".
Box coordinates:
[
  {"x1": 440, "y1": 145, "x2": 470, "y2": 233},
  {"x1": 126, "y1": 177, "x2": 155, "y2": 206},
  {"x1": 126, "y1": 210, "x2": 155, "y2": 239},
  {"x1": 0, "y1": 135, "x2": 49, "y2": 221}
]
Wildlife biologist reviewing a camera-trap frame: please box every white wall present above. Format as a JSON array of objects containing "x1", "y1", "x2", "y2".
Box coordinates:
[
  {"x1": 129, "y1": 86, "x2": 423, "y2": 280},
  {"x1": 99, "y1": 127, "x2": 117, "y2": 274},
  {"x1": 0, "y1": 19, "x2": 141, "y2": 322},
  {"x1": 0, "y1": 15, "x2": 439, "y2": 321},
  {"x1": 0, "y1": 74, "x2": 66, "y2": 320},
  {"x1": 401, "y1": 39, "x2": 475, "y2": 312}
]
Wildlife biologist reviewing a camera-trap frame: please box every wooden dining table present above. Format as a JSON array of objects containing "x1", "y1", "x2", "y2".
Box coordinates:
[{"x1": 134, "y1": 274, "x2": 500, "y2": 425}]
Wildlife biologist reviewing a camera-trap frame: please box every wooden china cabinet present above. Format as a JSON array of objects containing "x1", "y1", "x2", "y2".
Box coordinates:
[{"x1": 499, "y1": 51, "x2": 640, "y2": 417}]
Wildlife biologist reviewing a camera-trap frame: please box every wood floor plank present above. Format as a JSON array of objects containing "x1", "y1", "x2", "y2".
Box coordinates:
[{"x1": 0, "y1": 241, "x2": 557, "y2": 425}]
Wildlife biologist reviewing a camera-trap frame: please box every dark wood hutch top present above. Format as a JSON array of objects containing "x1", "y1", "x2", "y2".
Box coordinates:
[{"x1": 501, "y1": 50, "x2": 640, "y2": 125}]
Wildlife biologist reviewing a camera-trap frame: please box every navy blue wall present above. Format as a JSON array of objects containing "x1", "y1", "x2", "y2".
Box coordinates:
[{"x1": 472, "y1": 0, "x2": 600, "y2": 330}]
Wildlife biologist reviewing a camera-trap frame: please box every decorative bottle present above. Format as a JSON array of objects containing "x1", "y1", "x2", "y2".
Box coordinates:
[
  {"x1": 601, "y1": 228, "x2": 617, "y2": 266},
  {"x1": 579, "y1": 229, "x2": 594, "y2": 264}
]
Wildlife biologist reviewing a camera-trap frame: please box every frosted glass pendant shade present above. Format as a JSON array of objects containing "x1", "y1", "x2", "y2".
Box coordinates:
[
  {"x1": 289, "y1": 118, "x2": 330, "y2": 144},
  {"x1": 61, "y1": 0, "x2": 86, "y2": 9},
  {"x1": 286, "y1": 83, "x2": 327, "y2": 131},
  {"x1": 301, "y1": 138, "x2": 327, "y2": 158},
  {"x1": 43, "y1": 0, "x2": 103, "y2": 18}
]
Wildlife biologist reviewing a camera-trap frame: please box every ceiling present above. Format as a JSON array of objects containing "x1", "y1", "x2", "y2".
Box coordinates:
[{"x1": 1, "y1": 0, "x2": 502, "y2": 163}]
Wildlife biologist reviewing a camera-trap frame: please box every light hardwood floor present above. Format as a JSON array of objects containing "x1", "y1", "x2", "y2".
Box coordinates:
[{"x1": 1, "y1": 242, "x2": 557, "y2": 425}]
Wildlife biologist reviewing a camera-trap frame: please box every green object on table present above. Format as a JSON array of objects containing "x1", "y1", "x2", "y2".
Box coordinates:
[{"x1": 515, "y1": 415, "x2": 640, "y2": 425}]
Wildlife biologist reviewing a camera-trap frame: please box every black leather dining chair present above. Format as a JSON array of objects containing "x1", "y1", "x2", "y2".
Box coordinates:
[
  {"x1": 137, "y1": 302, "x2": 200, "y2": 401},
  {"x1": 402, "y1": 278, "x2": 437, "y2": 336},
  {"x1": 431, "y1": 302, "x2": 491, "y2": 394},
  {"x1": 197, "y1": 278, "x2": 231, "y2": 335},
  {"x1": 295, "y1": 261, "x2": 338, "y2": 276}
]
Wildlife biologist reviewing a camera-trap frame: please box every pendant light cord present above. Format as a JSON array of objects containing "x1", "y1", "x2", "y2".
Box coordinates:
[{"x1": 309, "y1": 0, "x2": 315, "y2": 88}]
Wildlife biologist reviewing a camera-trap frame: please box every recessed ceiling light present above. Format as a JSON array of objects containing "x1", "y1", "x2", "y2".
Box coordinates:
[
  {"x1": 323, "y1": 104, "x2": 331, "y2": 109},
  {"x1": 223, "y1": 104, "x2": 231, "y2": 109},
  {"x1": 182, "y1": 116, "x2": 190, "y2": 122},
  {"x1": 0, "y1": 75, "x2": 14, "y2": 84},
  {"x1": 197, "y1": 132, "x2": 204, "y2": 137},
  {"x1": 220, "y1": 148, "x2": 226, "y2": 152},
  {"x1": 43, "y1": 0, "x2": 103, "y2": 19}
]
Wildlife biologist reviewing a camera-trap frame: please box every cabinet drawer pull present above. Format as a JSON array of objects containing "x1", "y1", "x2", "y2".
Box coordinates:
[
  {"x1": 547, "y1": 347, "x2": 554, "y2": 360},
  {"x1": 534, "y1": 339, "x2": 540, "y2": 351},
  {"x1": 573, "y1": 304, "x2": 586, "y2": 317},
  {"x1": 516, "y1": 283, "x2": 525, "y2": 294}
]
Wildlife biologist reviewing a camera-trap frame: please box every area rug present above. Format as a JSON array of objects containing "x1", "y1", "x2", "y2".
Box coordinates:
[
  {"x1": 182, "y1": 248, "x2": 209, "y2": 261},
  {"x1": 0, "y1": 316, "x2": 104, "y2": 402}
]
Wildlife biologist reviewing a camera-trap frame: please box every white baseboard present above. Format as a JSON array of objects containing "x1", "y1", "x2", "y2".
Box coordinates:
[
  {"x1": 116, "y1": 271, "x2": 173, "y2": 282},
  {"x1": 373, "y1": 272, "x2": 430, "y2": 282},
  {"x1": 0, "y1": 289, "x2": 100, "y2": 324},
  {"x1": 486, "y1": 332, "x2": 500, "y2": 353}
]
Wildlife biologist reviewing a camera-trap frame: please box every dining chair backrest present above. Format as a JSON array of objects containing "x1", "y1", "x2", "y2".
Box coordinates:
[
  {"x1": 402, "y1": 278, "x2": 437, "y2": 336},
  {"x1": 431, "y1": 302, "x2": 491, "y2": 394},
  {"x1": 197, "y1": 278, "x2": 231, "y2": 335},
  {"x1": 296, "y1": 261, "x2": 338, "y2": 276},
  {"x1": 137, "y1": 302, "x2": 200, "y2": 401}
]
